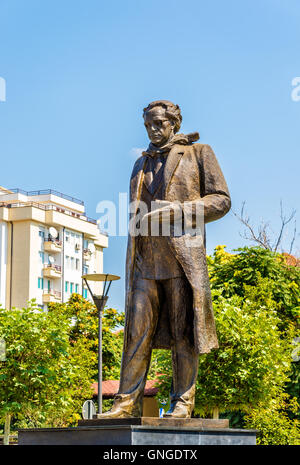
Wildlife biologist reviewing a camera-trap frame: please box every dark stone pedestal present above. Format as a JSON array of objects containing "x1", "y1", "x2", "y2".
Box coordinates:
[
  {"x1": 18, "y1": 418, "x2": 256, "y2": 445},
  {"x1": 79, "y1": 417, "x2": 230, "y2": 428}
]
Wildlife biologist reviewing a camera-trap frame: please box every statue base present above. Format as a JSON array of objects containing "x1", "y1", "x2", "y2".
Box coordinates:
[
  {"x1": 79, "y1": 416, "x2": 229, "y2": 428},
  {"x1": 18, "y1": 417, "x2": 256, "y2": 445}
]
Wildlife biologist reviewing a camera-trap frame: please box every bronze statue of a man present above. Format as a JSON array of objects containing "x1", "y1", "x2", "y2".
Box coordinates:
[{"x1": 100, "y1": 100, "x2": 231, "y2": 418}]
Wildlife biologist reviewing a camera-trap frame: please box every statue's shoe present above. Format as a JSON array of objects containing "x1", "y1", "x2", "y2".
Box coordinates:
[
  {"x1": 95, "y1": 405, "x2": 140, "y2": 419},
  {"x1": 163, "y1": 403, "x2": 191, "y2": 419},
  {"x1": 96, "y1": 408, "x2": 137, "y2": 419}
]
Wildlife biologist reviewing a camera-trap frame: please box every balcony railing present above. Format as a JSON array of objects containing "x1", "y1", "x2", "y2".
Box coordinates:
[
  {"x1": 43, "y1": 289, "x2": 62, "y2": 299},
  {"x1": 8, "y1": 188, "x2": 84, "y2": 206},
  {"x1": 45, "y1": 264, "x2": 62, "y2": 272},
  {"x1": 45, "y1": 236, "x2": 62, "y2": 246},
  {"x1": 86, "y1": 216, "x2": 97, "y2": 225},
  {"x1": 0, "y1": 202, "x2": 99, "y2": 227},
  {"x1": 83, "y1": 248, "x2": 92, "y2": 260}
]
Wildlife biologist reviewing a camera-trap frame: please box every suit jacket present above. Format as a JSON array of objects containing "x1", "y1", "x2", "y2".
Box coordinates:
[{"x1": 123, "y1": 143, "x2": 231, "y2": 354}]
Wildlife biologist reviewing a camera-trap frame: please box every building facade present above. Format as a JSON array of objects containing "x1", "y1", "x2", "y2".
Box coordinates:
[{"x1": 0, "y1": 186, "x2": 108, "y2": 310}]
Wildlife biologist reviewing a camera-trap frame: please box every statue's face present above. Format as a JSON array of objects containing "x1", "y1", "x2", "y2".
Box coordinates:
[{"x1": 144, "y1": 106, "x2": 174, "y2": 147}]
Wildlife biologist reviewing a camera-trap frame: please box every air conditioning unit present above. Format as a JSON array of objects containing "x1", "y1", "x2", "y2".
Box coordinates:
[{"x1": 75, "y1": 243, "x2": 81, "y2": 251}]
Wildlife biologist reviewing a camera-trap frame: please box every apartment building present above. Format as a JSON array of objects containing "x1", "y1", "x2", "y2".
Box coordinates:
[{"x1": 0, "y1": 186, "x2": 108, "y2": 310}]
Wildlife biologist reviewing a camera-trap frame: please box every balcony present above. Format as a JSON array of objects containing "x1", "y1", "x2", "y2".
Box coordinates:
[
  {"x1": 8, "y1": 188, "x2": 84, "y2": 206},
  {"x1": 0, "y1": 201, "x2": 109, "y2": 235},
  {"x1": 43, "y1": 264, "x2": 62, "y2": 279},
  {"x1": 43, "y1": 289, "x2": 62, "y2": 303},
  {"x1": 44, "y1": 237, "x2": 62, "y2": 253},
  {"x1": 83, "y1": 248, "x2": 92, "y2": 261},
  {"x1": 0, "y1": 201, "x2": 99, "y2": 226}
]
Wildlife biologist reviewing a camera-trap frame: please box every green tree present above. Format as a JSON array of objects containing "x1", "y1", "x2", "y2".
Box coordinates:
[
  {"x1": 151, "y1": 246, "x2": 300, "y2": 444},
  {"x1": 244, "y1": 393, "x2": 300, "y2": 445},
  {"x1": 208, "y1": 245, "x2": 300, "y2": 415},
  {"x1": 48, "y1": 294, "x2": 125, "y2": 380},
  {"x1": 208, "y1": 245, "x2": 300, "y2": 328},
  {"x1": 0, "y1": 300, "x2": 94, "y2": 433},
  {"x1": 153, "y1": 291, "x2": 296, "y2": 410}
]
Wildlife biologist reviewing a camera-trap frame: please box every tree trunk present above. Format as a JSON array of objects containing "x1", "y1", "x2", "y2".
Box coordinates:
[
  {"x1": 3, "y1": 413, "x2": 11, "y2": 445},
  {"x1": 212, "y1": 407, "x2": 219, "y2": 420}
]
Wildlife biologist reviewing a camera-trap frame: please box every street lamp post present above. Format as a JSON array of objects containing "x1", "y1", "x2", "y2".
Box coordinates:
[{"x1": 82, "y1": 273, "x2": 120, "y2": 415}]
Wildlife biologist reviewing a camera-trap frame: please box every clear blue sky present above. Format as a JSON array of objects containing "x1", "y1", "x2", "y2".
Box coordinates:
[{"x1": 0, "y1": 0, "x2": 299, "y2": 311}]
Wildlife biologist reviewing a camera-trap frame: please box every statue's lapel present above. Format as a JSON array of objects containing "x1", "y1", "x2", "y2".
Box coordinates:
[
  {"x1": 130, "y1": 156, "x2": 147, "y2": 202},
  {"x1": 130, "y1": 146, "x2": 185, "y2": 201},
  {"x1": 162, "y1": 145, "x2": 185, "y2": 197}
]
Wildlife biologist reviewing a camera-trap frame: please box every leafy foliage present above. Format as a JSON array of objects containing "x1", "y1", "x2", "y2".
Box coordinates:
[
  {"x1": 244, "y1": 393, "x2": 300, "y2": 445},
  {"x1": 1, "y1": 247, "x2": 299, "y2": 444},
  {"x1": 153, "y1": 292, "x2": 295, "y2": 413},
  {"x1": 0, "y1": 300, "x2": 94, "y2": 428},
  {"x1": 208, "y1": 246, "x2": 300, "y2": 414},
  {"x1": 208, "y1": 245, "x2": 300, "y2": 328},
  {"x1": 49, "y1": 294, "x2": 125, "y2": 380},
  {"x1": 152, "y1": 246, "x2": 300, "y2": 444},
  {"x1": 0, "y1": 295, "x2": 125, "y2": 429}
]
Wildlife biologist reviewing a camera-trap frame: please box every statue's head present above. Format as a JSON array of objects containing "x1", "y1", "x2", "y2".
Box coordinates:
[{"x1": 143, "y1": 100, "x2": 182, "y2": 147}]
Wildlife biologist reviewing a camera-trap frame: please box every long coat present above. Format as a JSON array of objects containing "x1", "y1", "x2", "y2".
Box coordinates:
[{"x1": 123, "y1": 143, "x2": 231, "y2": 354}]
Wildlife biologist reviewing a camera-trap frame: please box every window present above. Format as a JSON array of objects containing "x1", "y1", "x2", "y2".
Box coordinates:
[
  {"x1": 76, "y1": 258, "x2": 80, "y2": 271},
  {"x1": 39, "y1": 251, "x2": 44, "y2": 264},
  {"x1": 70, "y1": 283, "x2": 74, "y2": 294},
  {"x1": 83, "y1": 288, "x2": 88, "y2": 299},
  {"x1": 75, "y1": 284, "x2": 79, "y2": 293},
  {"x1": 39, "y1": 230, "x2": 45, "y2": 239},
  {"x1": 48, "y1": 280, "x2": 51, "y2": 292},
  {"x1": 70, "y1": 257, "x2": 75, "y2": 270},
  {"x1": 38, "y1": 277, "x2": 44, "y2": 289},
  {"x1": 83, "y1": 265, "x2": 89, "y2": 275},
  {"x1": 65, "y1": 255, "x2": 69, "y2": 268},
  {"x1": 65, "y1": 281, "x2": 69, "y2": 293},
  {"x1": 84, "y1": 239, "x2": 88, "y2": 249}
]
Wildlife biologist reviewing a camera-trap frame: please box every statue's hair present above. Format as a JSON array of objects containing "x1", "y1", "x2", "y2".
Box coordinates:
[{"x1": 143, "y1": 100, "x2": 182, "y2": 133}]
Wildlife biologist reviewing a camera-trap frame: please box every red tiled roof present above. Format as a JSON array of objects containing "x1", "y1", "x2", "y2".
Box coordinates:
[
  {"x1": 92, "y1": 379, "x2": 158, "y2": 398},
  {"x1": 282, "y1": 253, "x2": 300, "y2": 267},
  {"x1": 113, "y1": 329, "x2": 124, "y2": 336}
]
